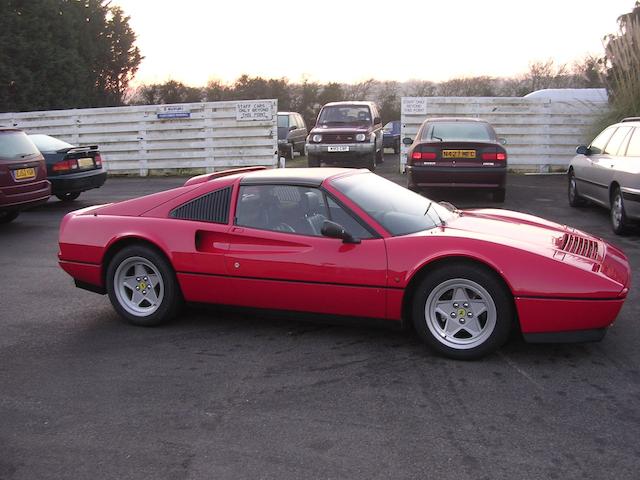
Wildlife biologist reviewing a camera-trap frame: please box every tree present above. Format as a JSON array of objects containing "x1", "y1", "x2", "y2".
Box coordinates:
[
  {"x1": 0, "y1": 0, "x2": 142, "y2": 112},
  {"x1": 603, "y1": 2, "x2": 640, "y2": 117}
]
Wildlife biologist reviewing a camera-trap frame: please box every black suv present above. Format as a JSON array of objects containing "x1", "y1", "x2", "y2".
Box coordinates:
[{"x1": 277, "y1": 112, "x2": 308, "y2": 159}]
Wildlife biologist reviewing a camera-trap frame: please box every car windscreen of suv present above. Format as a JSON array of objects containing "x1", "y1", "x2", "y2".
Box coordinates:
[
  {"x1": 0, "y1": 131, "x2": 41, "y2": 161},
  {"x1": 422, "y1": 122, "x2": 494, "y2": 142},
  {"x1": 331, "y1": 172, "x2": 454, "y2": 236},
  {"x1": 318, "y1": 106, "x2": 372, "y2": 126}
]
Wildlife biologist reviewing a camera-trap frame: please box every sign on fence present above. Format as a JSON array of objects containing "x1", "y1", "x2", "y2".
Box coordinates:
[{"x1": 235, "y1": 101, "x2": 274, "y2": 121}]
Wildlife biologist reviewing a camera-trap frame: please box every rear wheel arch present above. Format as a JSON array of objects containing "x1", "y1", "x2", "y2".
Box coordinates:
[
  {"x1": 401, "y1": 256, "x2": 518, "y2": 331},
  {"x1": 102, "y1": 237, "x2": 174, "y2": 287}
]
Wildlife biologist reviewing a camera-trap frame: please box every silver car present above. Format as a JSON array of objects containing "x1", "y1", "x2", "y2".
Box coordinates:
[{"x1": 568, "y1": 117, "x2": 640, "y2": 234}]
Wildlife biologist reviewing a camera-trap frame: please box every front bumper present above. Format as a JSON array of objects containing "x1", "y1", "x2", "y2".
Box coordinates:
[
  {"x1": 306, "y1": 142, "x2": 375, "y2": 156},
  {"x1": 49, "y1": 169, "x2": 107, "y2": 195},
  {"x1": 407, "y1": 165, "x2": 507, "y2": 189}
]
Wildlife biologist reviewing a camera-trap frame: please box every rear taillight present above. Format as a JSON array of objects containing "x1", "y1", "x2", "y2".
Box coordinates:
[
  {"x1": 411, "y1": 151, "x2": 437, "y2": 161},
  {"x1": 481, "y1": 152, "x2": 507, "y2": 161},
  {"x1": 52, "y1": 159, "x2": 79, "y2": 172},
  {"x1": 94, "y1": 153, "x2": 102, "y2": 167}
]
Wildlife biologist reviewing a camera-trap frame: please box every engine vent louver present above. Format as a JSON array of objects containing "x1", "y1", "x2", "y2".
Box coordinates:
[
  {"x1": 170, "y1": 187, "x2": 231, "y2": 224},
  {"x1": 560, "y1": 233, "x2": 599, "y2": 260}
]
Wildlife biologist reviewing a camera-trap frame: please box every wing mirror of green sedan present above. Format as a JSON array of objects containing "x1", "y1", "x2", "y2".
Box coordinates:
[{"x1": 321, "y1": 220, "x2": 361, "y2": 244}]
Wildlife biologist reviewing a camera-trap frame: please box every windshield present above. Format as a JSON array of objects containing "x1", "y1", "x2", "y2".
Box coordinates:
[
  {"x1": 277, "y1": 115, "x2": 289, "y2": 128},
  {"x1": 0, "y1": 131, "x2": 40, "y2": 159},
  {"x1": 318, "y1": 105, "x2": 372, "y2": 125},
  {"x1": 422, "y1": 122, "x2": 495, "y2": 142},
  {"x1": 331, "y1": 172, "x2": 455, "y2": 236},
  {"x1": 29, "y1": 134, "x2": 74, "y2": 152}
]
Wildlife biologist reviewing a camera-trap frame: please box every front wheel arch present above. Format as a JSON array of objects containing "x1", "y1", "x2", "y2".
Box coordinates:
[{"x1": 401, "y1": 257, "x2": 518, "y2": 332}]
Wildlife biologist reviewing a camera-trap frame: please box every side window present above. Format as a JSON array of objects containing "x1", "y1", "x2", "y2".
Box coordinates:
[
  {"x1": 626, "y1": 128, "x2": 640, "y2": 156},
  {"x1": 297, "y1": 114, "x2": 306, "y2": 130},
  {"x1": 289, "y1": 115, "x2": 297, "y2": 129},
  {"x1": 326, "y1": 196, "x2": 374, "y2": 240},
  {"x1": 235, "y1": 184, "x2": 330, "y2": 236},
  {"x1": 590, "y1": 127, "x2": 616, "y2": 154},
  {"x1": 170, "y1": 187, "x2": 231, "y2": 223},
  {"x1": 603, "y1": 127, "x2": 632, "y2": 155}
]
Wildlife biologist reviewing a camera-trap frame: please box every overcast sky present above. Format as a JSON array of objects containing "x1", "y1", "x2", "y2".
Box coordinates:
[{"x1": 112, "y1": 0, "x2": 634, "y2": 86}]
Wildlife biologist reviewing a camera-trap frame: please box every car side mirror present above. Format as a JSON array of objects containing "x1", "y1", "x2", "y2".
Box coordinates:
[
  {"x1": 374, "y1": 116, "x2": 381, "y2": 125},
  {"x1": 321, "y1": 220, "x2": 361, "y2": 244},
  {"x1": 499, "y1": 137, "x2": 507, "y2": 145},
  {"x1": 576, "y1": 145, "x2": 590, "y2": 155},
  {"x1": 289, "y1": 125, "x2": 297, "y2": 131},
  {"x1": 402, "y1": 137, "x2": 413, "y2": 145}
]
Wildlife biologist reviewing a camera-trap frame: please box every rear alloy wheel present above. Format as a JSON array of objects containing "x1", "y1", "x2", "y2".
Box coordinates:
[
  {"x1": 412, "y1": 264, "x2": 513, "y2": 360},
  {"x1": 568, "y1": 170, "x2": 586, "y2": 207},
  {"x1": 107, "y1": 245, "x2": 181, "y2": 326},
  {"x1": 56, "y1": 192, "x2": 81, "y2": 202},
  {"x1": 0, "y1": 211, "x2": 19, "y2": 224},
  {"x1": 610, "y1": 187, "x2": 629, "y2": 235},
  {"x1": 492, "y1": 188, "x2": 506, "y2": 203}
]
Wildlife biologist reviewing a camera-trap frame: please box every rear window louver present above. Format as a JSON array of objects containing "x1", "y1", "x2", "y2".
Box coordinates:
[
  {"x1": 560, "y1": 233, "x2": 599, "y2": 260},
  {"x1": 170, "y1": 187, "x2": 231, "y2": 224}
]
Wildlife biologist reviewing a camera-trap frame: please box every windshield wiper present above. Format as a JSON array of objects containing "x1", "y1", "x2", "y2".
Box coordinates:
[
  {"x1": 431, "y1": 135, "x2": 443, "y2": 141},
  {"x1": 424, "y1": 201, "x2": 444, "y2": 226}
]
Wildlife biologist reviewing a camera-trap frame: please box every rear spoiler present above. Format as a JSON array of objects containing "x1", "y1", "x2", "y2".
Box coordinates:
[
  {"x1": 60, "y1": 145, "x2": 99, "y2": 154},
  {"x1": 184, "y1": 166, "x2": 267, "y2": 187}
]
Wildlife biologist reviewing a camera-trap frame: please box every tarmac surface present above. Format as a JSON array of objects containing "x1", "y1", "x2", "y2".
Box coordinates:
[{"x1": 1, "y1": 154, "x2": 639, "y2": 480}]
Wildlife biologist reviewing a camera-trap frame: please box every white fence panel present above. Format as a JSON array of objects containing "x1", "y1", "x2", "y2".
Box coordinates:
[
  {"x1": 400, "y1": 97, "x2": 608, "y2": 172},
  {"x1": 0, "y1": 100, "x2": 278, "y2": 175}
]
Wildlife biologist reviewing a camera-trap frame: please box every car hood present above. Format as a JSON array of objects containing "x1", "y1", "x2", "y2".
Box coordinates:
[
  {"x1": 440, "y1": 208, "x2": 629, "y2": 288},
  {"x1": 310, "y1": 125, "x2": 372, "y2": 135}
]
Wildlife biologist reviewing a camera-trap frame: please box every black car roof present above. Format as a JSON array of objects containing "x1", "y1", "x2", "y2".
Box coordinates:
[
  {"x1": 422, "y1": 117, "x2": 490, "y2": 124},
  {"x1": 239, "y1": 167, "x2": 364, "y2": 187}
]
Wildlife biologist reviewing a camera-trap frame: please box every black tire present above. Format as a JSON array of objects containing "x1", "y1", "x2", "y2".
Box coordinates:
[
  {"x1": 368, "y1": 152, "x2": 376, "y2": 171},
  {"x1": 106, "y1": 245, "x2": 182, "y2": 326},
  {"x1": 308, "y1": 154, "x2": 320, "y2": 167},
  {"x1": 376, "y1": 148, "x2": 384, "y2": 165},
  {"x1": 568, "y1": 169, "x2": 586, "y2": 207},
  {"x1": 411, "y1": 263, "x2": 513, "y2": 360},
  {"x1": 393, "y1": 139, "x2": 400, "y2": 155},
  {"x1": 492, "y1": 188, "x2": 506, "y2": 203},
  {"x1": 610, "y1": 187, "x2": 629, "y2": 235},
  {"x1": 0, "y1": 211, "x2": 19, "y2": 224},
  {"x1": 56, "y1": 192, "x2": 81, "y2": 202}
]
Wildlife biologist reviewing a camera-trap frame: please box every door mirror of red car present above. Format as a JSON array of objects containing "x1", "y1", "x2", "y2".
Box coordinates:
[
  {"x1": 576, "y1": 145, "x2": 590, "y2": 155},
  {"x1": 321, "y1": 220, "x2": 361, "y2": 244},
  {"x1": 402, "y1": 137, "x2": 413, "y2": 146}
]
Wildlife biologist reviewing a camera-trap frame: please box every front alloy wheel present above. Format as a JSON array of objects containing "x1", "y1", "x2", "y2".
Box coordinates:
[
  {"x1": 107, "y1": 245, "x2": 181, "y2": 326},
  {"x1": 412, "y1": 264, "x2": 513, "y2": 359}
]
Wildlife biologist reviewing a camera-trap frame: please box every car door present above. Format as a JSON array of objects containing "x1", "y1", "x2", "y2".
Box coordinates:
[
  {"x1": 223, "y1": 183, "x2": 388, "y2": 318},
  {"x1": 579, "y1": 126, "x2": 617, "y2": 203},
  {"x1": 590, "y1": 126, "x2": 632, "y2": 204}
]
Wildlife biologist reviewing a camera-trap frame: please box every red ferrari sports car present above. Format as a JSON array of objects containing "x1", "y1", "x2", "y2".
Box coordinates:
[{"x1": 58, "y1": 167, "x2": 630, "y2": 359}]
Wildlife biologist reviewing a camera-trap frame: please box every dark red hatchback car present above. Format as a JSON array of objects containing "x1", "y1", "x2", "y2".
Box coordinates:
[
  {"x1": 405, "y1": 118, "x2": 507, "y2": 202},
  {"x1": 0, "y1": 128, "x2": 51, "y2": 223}
]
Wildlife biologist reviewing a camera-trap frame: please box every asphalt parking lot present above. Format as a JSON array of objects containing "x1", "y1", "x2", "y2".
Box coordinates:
[{"x1": 1, "y1": 154, "x2": 640, "y2": 480}]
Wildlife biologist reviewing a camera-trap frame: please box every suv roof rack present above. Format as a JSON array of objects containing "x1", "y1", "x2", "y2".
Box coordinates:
[{"x1": 621, "y1": 117, "x2": 640, "y2": 122}]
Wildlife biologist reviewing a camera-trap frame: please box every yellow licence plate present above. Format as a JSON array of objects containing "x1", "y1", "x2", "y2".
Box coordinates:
[
  {"x1": 14, "y1": 167, "x2": 36, "y2": 180},
  {"x1": 77, "y1": 157, "x2": 94, "y2": 168},
  {"x1": 442, "y1": 149, "x2": 476, "y2": 159}
]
